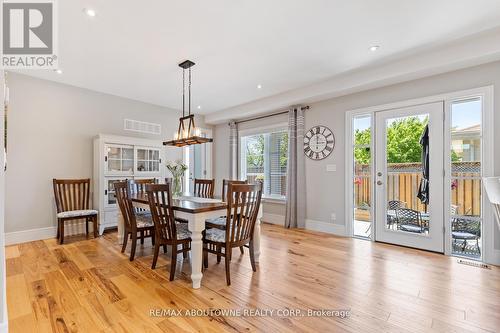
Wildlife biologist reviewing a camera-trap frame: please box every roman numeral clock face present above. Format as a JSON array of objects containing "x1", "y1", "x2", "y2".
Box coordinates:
[{"x1": 303, "y1": 126, "x2": 335, "y2": 160}]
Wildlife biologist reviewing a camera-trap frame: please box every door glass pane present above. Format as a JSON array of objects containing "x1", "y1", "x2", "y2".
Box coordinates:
[
  {"x1": 122, "y1": 148, "x2": 134, "y2": 160},
  {"x1": 108, "y1": 160, "x2": 120, "y2": 172},
  {"x1": 450, "y1": 98, "x2": 482, "y2": 259},
  {"x1": 122, "y1": 160, "x2": 133, "y2": 173},
  {"x1": 108, "y1": 147, "x2": 120, "y2": 159},
  {"x1": 353, "y1": 116, "x2": 372, "y2": 238},
  {"x1": 385, "y1": 114, "x2": 429, "y2": 235}
]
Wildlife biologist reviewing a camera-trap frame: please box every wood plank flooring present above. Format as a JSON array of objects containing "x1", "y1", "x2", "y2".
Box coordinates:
[{"x1": 5, "y1": 223, "x2": 500, "y2": 332}]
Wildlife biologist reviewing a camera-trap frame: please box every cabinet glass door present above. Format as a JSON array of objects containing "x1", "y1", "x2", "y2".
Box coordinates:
[
  {"x1": 106, "y1": 145, "x2": 134, "y2": 174},
  {"x1": 136, "y1": 148, "x2": 160, "y2": 173},
  {"x1": 105, "y1": 178, "x2": 127, "y2": 207}
]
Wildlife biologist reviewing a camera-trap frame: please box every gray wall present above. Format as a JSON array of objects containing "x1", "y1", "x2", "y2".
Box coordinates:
[
  {"x1": 5, "y1": 73, "x2": 210, "y2": 233},
  {"x1": 0, "y1": 70, "x2": 7, "y2": 328},
  {"x1": 214, "y1": 60, "x2": 500, "y2": 249}
]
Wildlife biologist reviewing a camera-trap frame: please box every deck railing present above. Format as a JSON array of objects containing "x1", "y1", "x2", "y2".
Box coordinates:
[{"x1": 354, "y1": 162, "x2": 481, "y2": 219}]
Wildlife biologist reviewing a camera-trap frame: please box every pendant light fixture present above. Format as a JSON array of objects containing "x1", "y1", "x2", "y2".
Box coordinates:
[{"x1": 163, "y1": 60, "x2": 213, "y2": 147}]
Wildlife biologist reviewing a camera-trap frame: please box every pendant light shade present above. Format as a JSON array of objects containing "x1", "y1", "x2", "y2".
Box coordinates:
[{"x1": 163, "y1": 60, "x2": 213, "y2": 147}]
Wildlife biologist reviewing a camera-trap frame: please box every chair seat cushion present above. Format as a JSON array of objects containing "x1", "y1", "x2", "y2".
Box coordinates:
[
  {"x1": 57, "y1": 209, "x2": 98, "y2": 219},
  {"x1": 452, "y1": 231, "x2": 478, "y2": 240},
  {"x1": 399, "y1": 224, "x2": 422, "y2": 233},
  {"x1": 176, "y1": 223, "x2": 191, "y2": 240},
  {"x1": 204, "y1": 228, "x2": 226, "y2": 243},
  {"x1": 205, "y1": 216, "x2": 227, "y2": 228},
  {"x1": 136, "y1": 212, "x2": 153, "y2": 228}
]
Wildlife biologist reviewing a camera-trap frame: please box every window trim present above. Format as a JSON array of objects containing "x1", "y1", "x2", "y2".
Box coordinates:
[{"x1": 239, "y1": 123, "x2": 288, "y2": 200}]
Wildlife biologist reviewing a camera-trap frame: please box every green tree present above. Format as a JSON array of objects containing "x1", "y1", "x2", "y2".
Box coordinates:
[{"x1": 354, "y1": 116, "x2": 430, "y2": 164}]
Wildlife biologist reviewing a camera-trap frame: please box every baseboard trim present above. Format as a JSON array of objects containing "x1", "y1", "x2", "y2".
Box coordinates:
[
  {"x1": 262, "y1": 213, "x2": 285, "y2": 226},
  {"x1": 305, "y1": 219, "x2": 346, "y2": 236},
  {"x1": 487, "y1": 249, "x2": 500, "y2": 266},
  {"x1": 5, "y1": 221, "x2": 95, "y2": 246},
  {"x1": 0, "y1": 319, "x2": 7, "y2": 333}
]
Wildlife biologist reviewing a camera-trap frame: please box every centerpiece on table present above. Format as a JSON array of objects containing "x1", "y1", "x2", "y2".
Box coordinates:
[{"x1": 166, "y1": 160, "x2": 187, "y2": 198}]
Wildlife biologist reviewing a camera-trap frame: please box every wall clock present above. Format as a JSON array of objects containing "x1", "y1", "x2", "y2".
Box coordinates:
[{"x1": 303, "y1": 125, "x2": 335, "y2": 160}]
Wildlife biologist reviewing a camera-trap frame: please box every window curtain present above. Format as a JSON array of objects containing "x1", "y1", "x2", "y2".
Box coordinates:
[
  {"x1": 229, "y1": 120, "x2": 238, "y2": 179},
  {"x1": 285, "y1": 106, "x2": 306, "y2": 228}
]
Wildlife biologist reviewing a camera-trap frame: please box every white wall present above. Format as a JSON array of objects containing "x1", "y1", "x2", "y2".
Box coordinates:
[
  {"x1": 5, "y1": 73, "x2": 210, "y2": 237},
  {"x1": 214, "y1": 60, "x2": 500, "y2": 250}
]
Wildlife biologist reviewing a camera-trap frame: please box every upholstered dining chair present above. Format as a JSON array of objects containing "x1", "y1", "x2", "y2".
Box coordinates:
[
  {"x1": 205, "y1": 179, "x2": 248, "y2": 230},
  {"x1": 128, "y1": 178, "x2": 156, "y2": 243},
  {"x1": 128, "y1": 178, "x2": 156, "y2": 194},
  {"x1": 203, "y1": 182, "x2": 262, "y2": 285},
  {"x1": 146, "y1": 183, "x2": 192, "y2": 281},
  {"x1": 194, "y1": 178, "x2": 215, "y2": 198},
  {"x1": 52, "y1": 178, "x2": 98, "y2": 244},
  {"x1": 114, "y1": 181, "x2": 155, "y2": 261}
]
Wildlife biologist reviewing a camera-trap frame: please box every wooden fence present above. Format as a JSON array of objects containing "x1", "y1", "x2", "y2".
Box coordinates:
[{"x1": 354, "y1": 162, "x2": 481, "y2": 217}]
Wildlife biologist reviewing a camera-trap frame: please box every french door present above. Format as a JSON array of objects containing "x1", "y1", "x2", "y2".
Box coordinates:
[{"x1": 374, "y1": 102, "x2": 445, "y2": 252}]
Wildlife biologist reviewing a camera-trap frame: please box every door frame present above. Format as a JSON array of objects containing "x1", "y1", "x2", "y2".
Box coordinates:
[
  {"x1": 345, "y1": 86, "x2": 495, "y2": 262},
  {"x1": 183, "y1": 127, "x2": 213, "y2": 192}
]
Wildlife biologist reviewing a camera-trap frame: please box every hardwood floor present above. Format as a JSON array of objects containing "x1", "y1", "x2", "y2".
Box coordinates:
[{"x1": 5, "y1": 223, "x2": 500, "y2": 333}]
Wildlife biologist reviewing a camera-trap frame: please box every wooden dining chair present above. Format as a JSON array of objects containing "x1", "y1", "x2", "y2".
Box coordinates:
[
  {"x1": 206, "y1": 179, "x2": 248, "y2": 229},
  {"x1": 128, "y1": 178, "x2": 156, "y2": 243},
  {"x1": 146, "y1": 183, "x2": 192, "y2": 281},
  {"x1": 128, "y1": 178, "x2": 156, "y2": 194},
  {"x1": 114, "y1": 181, "x2": 155, "y2": 261},
  {"x1": 53, "y1": 178, "x2": 98, "y2": 244},
  {"x1": 203, "y1": 183, "x2": 262, "y2": 285},
  {"x1": 194, "y1": 178, "x2": 215, "y2": 198}
]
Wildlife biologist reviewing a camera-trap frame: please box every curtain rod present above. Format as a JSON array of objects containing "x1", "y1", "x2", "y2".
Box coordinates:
[{"x1": 232, "y1": 105, "x2": 309, "y2": 125}]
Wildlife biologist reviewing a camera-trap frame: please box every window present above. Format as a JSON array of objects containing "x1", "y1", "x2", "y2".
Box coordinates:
[
  {"x1": 352, "y1": 115, "x2": 372, "y2": 238},
  {"x1": 449, "y1": 97, "x2": 483, "y2": 259},
  {"x1": 240, "y1": 128, "x2": 288, "y2": 199}
]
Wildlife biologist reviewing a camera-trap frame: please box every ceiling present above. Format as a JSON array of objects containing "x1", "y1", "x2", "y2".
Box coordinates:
[{"x1": 16, "y1": 0, "x2": 500, "y2": 116}]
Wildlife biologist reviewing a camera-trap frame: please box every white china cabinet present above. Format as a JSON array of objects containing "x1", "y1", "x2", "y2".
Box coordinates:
[{"x1": 93, "y1": 134, "x2": 166, "y2": 235}]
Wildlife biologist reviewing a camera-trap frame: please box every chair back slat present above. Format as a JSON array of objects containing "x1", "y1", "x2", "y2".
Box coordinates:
[
  {"x1": 221, "y1": 179, "x2": 247, "y2": 202},
  {"x1": 114, "y1": 181, "x2": 137, "y2": 232},
  {"x1": 146, "y1": 184, "x2": 177, "y2": 242},
  {"x1": 396, "y1": 208, "x2": 421, "y2": 227},
  {"x1": 194, "y1": 179, "x2": 215, "y2": 198},
  {"x1": 225, "y1": 183, "x2": 262, "y2": 246},
  {"x1": 53, "y1": 179, "x2": 91, "y2": 213},
  {"x1": 128, "y1": 178, "x2": 156, "y2": 194}
]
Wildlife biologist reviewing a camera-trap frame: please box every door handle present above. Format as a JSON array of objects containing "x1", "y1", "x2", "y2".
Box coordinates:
[
  {"x1": 377, "y1": 172, "x2": 382, "y2": 176},
  {"x1": 377, "y1": 180, "x2": 383, "y2": 185}
]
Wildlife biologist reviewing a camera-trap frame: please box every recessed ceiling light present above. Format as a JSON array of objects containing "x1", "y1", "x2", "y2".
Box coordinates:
[
  {"x1": 197, "y1": 105, "x2": 201, "y2": 110},
  {"x1": 54, "y1": 69, "x2": 63, "y2": 74},
  {"x1": 369, "y1": 45, "x2": 380, "y2": 52},
  {"x1": 84, "y1": 8, "x2": 96, "y2": 17},
  {"x1": 257, "y1": 84, "x2": 262, "y2": 89}
]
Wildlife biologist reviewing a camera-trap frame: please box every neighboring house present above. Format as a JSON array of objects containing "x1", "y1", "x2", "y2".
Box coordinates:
[{"x1": 452, "y1": 124, "x2": 481, "y2": 162}]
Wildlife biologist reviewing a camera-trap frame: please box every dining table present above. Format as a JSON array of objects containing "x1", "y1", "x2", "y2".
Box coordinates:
[{"x1": 117, "y1": 193, "x2": 263, "y2": 289}]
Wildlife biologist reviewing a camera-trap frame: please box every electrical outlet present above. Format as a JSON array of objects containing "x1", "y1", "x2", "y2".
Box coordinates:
[{"x1": 331, "y1": 213, "x2": 336, "y2": 221}]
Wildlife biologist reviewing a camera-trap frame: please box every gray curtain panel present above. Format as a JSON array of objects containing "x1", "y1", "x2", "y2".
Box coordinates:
[
  {"x1": 285, "y1": 106, "x2": 306, "y2": 228},
  {"x1": 229, "y1": 121, "x2": 239, "y2": 179}
]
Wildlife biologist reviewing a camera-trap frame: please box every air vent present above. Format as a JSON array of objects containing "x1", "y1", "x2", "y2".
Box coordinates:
[
  {"x1": 124, "y1": 119, "x2": 161, "y2": 135},
  {"x1": 457, "y1": 259, "x2": 490, "y2": 269}
]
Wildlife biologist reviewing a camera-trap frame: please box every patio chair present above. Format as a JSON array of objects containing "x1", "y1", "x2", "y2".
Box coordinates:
[
  {"x1": 395, "y1": 208, "x2": 423, "y2": 233},
  {"x1": 387, "y1": 200, "x2": 406, "y2": 227},
  {"x1": 452, "y1": 218, "x2": 481, "y2": 254}
]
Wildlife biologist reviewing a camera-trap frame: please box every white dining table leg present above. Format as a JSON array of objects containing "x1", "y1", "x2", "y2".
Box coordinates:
[
  {"x1": 253, "y1": 204, "x2": 263, "y2": 262},
  {"x1": 177, "y1": 211, "x2": 213, "y2": 289},
  {"x1": 117, "y1": 210, "x2": 124, "y2": 244}
]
